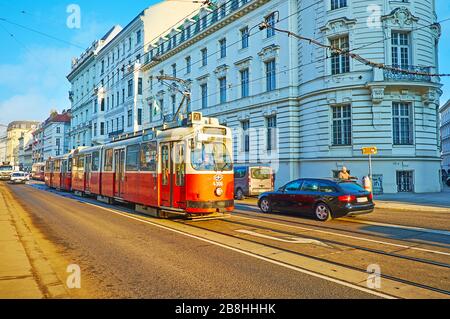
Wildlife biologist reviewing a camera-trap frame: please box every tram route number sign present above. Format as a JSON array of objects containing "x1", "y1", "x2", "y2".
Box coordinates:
[{"x1": 362, "y1": 146, "x2": 378, "y2": 156}]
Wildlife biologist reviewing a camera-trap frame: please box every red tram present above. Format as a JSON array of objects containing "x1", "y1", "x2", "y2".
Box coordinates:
[
  {"x1": 45, "y1": 113, "x2": 234, "y2": 218},
  {"x1": 45, "y1": 152, "x2": 74, "y2": 191},
  {"x1": 31, "y1": 162, "x2": 45, "y2": 181}
]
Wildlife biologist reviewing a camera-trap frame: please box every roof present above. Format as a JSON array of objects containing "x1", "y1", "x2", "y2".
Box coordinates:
[{"x1": 48, "y1": 113, "x2": 71, "y2": 123}]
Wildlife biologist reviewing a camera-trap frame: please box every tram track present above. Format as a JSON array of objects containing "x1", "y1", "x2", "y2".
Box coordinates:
[
  {"x1": 21, "y1": 183, "x2": 450, "y2": 298},
  {"x1": 179, "y1": 218, "x2": 450, "y2": 297},
  {"x1": 234, "y1": 209, "x2": 450, "y2": 252}
]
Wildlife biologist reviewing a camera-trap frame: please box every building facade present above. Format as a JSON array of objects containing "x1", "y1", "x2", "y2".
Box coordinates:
[
  {"x1": 18, "y1": 129, "x2": 35, "y2": 171},
  {"x1": 67, "y1": 0, "x2": 202, "y2": 147},
  {"x1": 32, "y1": 111, "x2": 71, "y2": 163},
  {"x1": 67, "y1": 25, "x2": 122, "y2": 149},
  {"x1": 0, "y1": 125, "x2": 6, "y2": 163},
  {"x1": 6, "y1": 121, "x2": 39, "y2": 166},
  {"x1": 138, "y1": 0, "x2": 442, "y2": 193},
  {"x1": 440, "y1": 100, "x2": 450, "y2": 173}
]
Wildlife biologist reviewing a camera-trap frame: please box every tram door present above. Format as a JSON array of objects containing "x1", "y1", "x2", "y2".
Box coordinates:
[
  {"x1": 160, "y1": 143, "x2": 172, "y2": 207},
  {"x1": 160, "y1": 142, "x2": 185, "y2": 208},
  {"x1": 114, "y1": 149, "x2": 125, "y2": 198},
  {"x1": 85, "y1": 154, "x2": 92, "y2": 192}
]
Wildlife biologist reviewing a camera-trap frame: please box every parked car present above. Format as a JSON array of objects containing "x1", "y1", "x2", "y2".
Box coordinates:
[
  {"x1": 9, "y1": 172, "x2": 29, "y2": 184},
  {"x1": 234, "y1": 166, "x2": 274, "y2": 200},
  {"x1": 257, "y1": 178, "x2": 375, "y2": 221}
]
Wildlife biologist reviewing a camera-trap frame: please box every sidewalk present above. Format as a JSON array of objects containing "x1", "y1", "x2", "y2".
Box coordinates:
[
  {"x1": 0, "y1": 182, "x2": 67, "y2": 299},
  {"x1": 0, "y1": 183, "x2": 43, "y2": 298},
  {"x1": 374, "y1": 186, "x2": 450, "y2": 213}
]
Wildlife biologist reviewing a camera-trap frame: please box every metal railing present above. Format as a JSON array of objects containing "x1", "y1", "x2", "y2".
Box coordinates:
[{"x1": 384, "y1": 65, "x2": 432, "y2": 82}]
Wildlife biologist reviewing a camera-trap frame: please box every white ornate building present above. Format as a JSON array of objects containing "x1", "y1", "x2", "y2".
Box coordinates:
[
  {"x1": 139, "y1": 0, "x2": 442, "y2": 193},
  {"x1": 65, "y1": 0, "x2": 443, "y2": 193},
  {"x1": 67, "y1": 25, "x2": 122, "y2": 148},
  {"x1": 67, "y1": 0, "x2": 202, "y2": 147}
]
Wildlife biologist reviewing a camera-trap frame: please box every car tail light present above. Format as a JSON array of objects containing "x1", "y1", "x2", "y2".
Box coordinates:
[
  {"x1": 338, "y1": 195, "x2": 356, "y2": 203},
  {"x1": 368, "y1": 193, "x2": 373, "y2": 201}
]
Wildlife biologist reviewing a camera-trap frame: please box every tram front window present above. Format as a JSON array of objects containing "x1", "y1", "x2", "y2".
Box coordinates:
[{"x1": 191, "y1": 141, "x2": 232, "y2": 171}]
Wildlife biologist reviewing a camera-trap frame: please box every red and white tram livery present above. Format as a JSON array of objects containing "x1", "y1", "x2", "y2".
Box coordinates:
[{"x1": 47, "y1": 113, "x2": 234, "y2": 218}]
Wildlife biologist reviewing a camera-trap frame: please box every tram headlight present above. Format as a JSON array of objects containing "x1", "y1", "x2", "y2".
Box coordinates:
[{"x1": 215, "y1": 187, "x2": 224, "y2": 197}]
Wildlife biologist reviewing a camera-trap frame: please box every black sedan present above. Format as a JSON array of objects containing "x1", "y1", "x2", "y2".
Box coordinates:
[{"x1": 257, "y1": 178, "x2": 375, "y2": 221}]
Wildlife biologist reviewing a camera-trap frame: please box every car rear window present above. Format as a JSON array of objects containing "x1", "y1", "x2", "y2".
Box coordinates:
[
  {"x1": 251, "y1": 168, "x2": 271, "y2": 180},
  {"x1": 339, "y1": 182, "x2": 365, "y2": 193}
]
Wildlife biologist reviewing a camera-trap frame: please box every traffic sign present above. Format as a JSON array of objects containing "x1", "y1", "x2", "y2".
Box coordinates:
[{"x1": 362, "y1": 146, "x2": 378, "y2": 155}]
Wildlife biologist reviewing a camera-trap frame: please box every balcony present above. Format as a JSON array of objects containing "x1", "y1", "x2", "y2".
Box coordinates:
[
  {"x1": 384, "y1": 65, "x2": 432, "y2": 82},
  {"x1": 108, "y1": 129, "x2": 124, "y2": 139}
]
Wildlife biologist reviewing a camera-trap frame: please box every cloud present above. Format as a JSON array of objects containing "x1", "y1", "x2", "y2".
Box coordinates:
[
  {"x1": 0, "y1": 93, "x2": 67, "y2": 124},
  {"x1": 0, "y1": 18, "x2": 114, "y2": 124}
]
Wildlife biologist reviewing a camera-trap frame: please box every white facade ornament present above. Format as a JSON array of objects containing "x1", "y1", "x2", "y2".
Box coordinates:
[
  {"x1": 370, "y1": 86, "x2": 385, "y2": 104},
  {"x1": 320, "y1": 17, "x2": 356, "y2": 36},
  {"x1": 234, "y1": 57, "x2": 253, "y2": 70},
  {"x1": 214, "y1": 64, "x2": 230, "y2": 78},
  {"x1": 258, "y1": 44, "x2": 280, "y2": 62},
  {"x1": 381, "y1": 7, "x2": 419, "y2": 28}
]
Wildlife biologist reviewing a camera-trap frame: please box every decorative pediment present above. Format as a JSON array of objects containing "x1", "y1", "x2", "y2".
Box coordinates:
[
  {"x1": 234, "y1": 57, "x2": 253, "y2": 70},
  {"x1": 214, "y1": 64, "x2": 229, "y2": 78},
  {"x1": 381, "y1": 7, "x2": 419, "y2": 28},
  {"x1": 258, "y1": 44, "x2": 280, "y2": 62},
  {"x1": 196, "y1": 74, "x2": 209, "y2": 85},
  {"x1": 320, "y1": 17, "x2": 356, "y2": 36}
]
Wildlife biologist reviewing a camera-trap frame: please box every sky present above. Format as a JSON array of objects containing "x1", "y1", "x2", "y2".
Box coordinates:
[{"x1": 0, "y1": 0, "x2": 449, "y2": 125}]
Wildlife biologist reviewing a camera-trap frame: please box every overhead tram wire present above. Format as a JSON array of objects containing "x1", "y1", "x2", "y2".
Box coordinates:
[
  {"x1": 63, "y1": 0, "x2": 233, "y2": 112},
  {"x1": 258, "y1": 18, "x2": 450, "y2": 78},
  {"x1": 64, "y1": 0, "x2": 449, "y2": 113},
  {"x1": 133, "y1": 11, "x2": 450, "y2": 107},
  {"x1": 67, "y1": 0, "x2": 323, "y2": 112},
  {"x1": 0, "y1": 17, "x2": 86, "y2": 49}
]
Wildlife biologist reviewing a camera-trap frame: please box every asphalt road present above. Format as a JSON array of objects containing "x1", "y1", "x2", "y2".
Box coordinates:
[
  {"x1": 6, "y1": 183, "x2": 383, "y2": 299},
  {"x1": 5, "y1": 181, "x2": 450, "y2": 299}
]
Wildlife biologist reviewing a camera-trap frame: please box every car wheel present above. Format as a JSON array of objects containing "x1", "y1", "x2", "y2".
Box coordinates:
[
  {"x1": 314, "y1": 203, "x2": 332, "y2": 221},
  {"x1": 235, "y1": 188, "x2": 244, "y2": 200},
  {"x1": 259, "y1": 197, "x2": 272, "y2": 213}
]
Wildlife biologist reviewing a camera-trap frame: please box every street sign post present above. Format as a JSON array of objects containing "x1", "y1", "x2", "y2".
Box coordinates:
[{"x1": 361, "y1": 146, "x2": 378, "y2": 187}]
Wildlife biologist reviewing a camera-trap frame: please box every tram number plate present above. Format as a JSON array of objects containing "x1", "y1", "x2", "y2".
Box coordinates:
[{"x1": 357, "y1": 197, "x2": 368, "y2": 203}]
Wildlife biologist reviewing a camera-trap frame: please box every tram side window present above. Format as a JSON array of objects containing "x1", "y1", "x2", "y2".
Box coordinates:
[
  {"x1": 92, "y1": 151, "x2": 100, "y2": 171},
  {"x1": 104, "y1": 149, "x2": 113, "y2": 171},
  {"x1": 54, "y1": 160, "x2": 60, "y2": 172},
  {"x1": 78, "y1": 157, "x2": 85, "y2": 172},
  {"x1": 175, "y1": 143, "x2": 185, "y2": 186},
  {"x1": 140, "y1": 142, "x2": 157, "y2": 171},
  {"x1": 72, "y1": 157, "x2": 78, "y2": 173},
  {"x1": 162, "y1": 145, "x2": 169, "y2": 185},
  {"x1": 126, "y1": 145, "x2": 140, "y2": 171}
]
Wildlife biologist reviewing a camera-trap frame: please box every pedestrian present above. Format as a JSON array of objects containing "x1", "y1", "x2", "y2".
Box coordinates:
[{"x1": 338, "y1": 166, "x2": 356, "y2": 180}]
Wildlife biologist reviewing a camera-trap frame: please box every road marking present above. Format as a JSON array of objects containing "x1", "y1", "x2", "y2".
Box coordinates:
[
  {"x1": 236, "y1": 229, "x2": 331, "y2": 247},
  {"x1": 233, "y1": 214, "x2": 450, "y2": 257},
  {"x1": 339, "y1": 218, "x2": 450, "y2": 237},
  {"x1": 81, "y1": 202, "x2": 395, "y2": 299}
]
